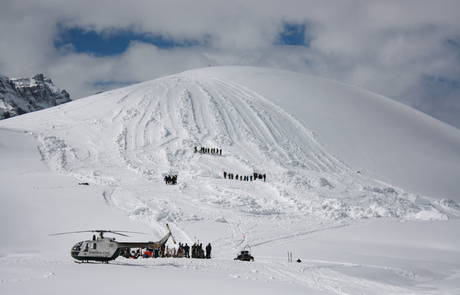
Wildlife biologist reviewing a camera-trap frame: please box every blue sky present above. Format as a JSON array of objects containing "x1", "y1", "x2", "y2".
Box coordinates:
[
  {"x1": 54, "y1": 26, "x2": 210, "y2": 56},
  {"x1": 55, "y1": 23, "x2": 308, "y2": 56},
  {"x1": 276, "y1": 23, "x2": 309, "y2": 47}
]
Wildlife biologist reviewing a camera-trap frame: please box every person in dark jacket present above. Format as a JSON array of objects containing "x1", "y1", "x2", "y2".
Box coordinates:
[
  {"x1": 191, "y1": 244, "x2": 196, "y2": 258},
  {"x1": 184, "y1": 243, "x2": 190, "y2": 258},
  {"x1": 199, "y1": 243, "x2": 204, "y2": 258},
  {"x1": 223, "y1": 171, "x2": 227, "y2": 179},
  {"x1": 205, "y1": 243, "x2": 212, "y2": 259}
]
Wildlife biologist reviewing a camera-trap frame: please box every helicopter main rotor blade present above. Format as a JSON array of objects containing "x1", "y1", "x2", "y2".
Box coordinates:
[
  {"x1": 107, "y1": 231, "x2": 147, "y2": 235},
  {"x1": 105, "y1": 232, "x2": 129, "y2": 237},
  {"x1": 49, "y1": 230, "x2": 96, "y2": 236},
  {"x1": 49, "y1": 230, "x2": 147, "y2": 236}
]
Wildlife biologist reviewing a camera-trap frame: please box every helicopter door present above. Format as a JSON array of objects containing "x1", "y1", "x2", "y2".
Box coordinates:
[{"x1": 83, "y1": 242, "x2": 89, "y2": 252}]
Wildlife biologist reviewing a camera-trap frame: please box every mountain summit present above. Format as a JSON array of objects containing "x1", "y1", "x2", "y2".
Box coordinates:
[
  {"x1": 0, "y1": 73, "x2": 70, "y2": 119},
  {"x1": 2, "y1": 66, "x2": 459, "y2": 223},
  {"x1": 1, "y1": 66, "x2": 460, "y2": 294}
]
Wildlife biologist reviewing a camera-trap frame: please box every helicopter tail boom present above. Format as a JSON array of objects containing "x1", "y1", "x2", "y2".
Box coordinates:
[{"x1": 117, "y1": 224, "x2": 175, "y2": 249}]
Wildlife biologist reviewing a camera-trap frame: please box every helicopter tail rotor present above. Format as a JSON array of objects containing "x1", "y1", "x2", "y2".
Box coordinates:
[{"x1": 166, "y1": 224, "x2": 177, "y2": 244}]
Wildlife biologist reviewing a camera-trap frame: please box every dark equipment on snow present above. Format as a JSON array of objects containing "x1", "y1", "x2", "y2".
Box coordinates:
[
  {"x1": 234, "y1": 246, "x2": 254, "y2": 262},
  {"x1": 164, "y1": 175, "x2": 178, "y2": 185},
  {"x1": 78, "y1": 182, "x2": 89, "y2": 185},
  {"x1": 234, "y1": 250, "x2": 254, "y2": 262}
]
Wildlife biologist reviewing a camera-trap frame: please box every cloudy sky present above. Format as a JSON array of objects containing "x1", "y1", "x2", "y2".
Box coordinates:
[{"x1": 1, "y1": 0, "x2": 460, "y2": 128}]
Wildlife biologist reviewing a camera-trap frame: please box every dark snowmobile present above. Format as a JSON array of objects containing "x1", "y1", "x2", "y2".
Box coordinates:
[{"x1": 234, "y1": 249, "x2": 254, "y2": 262}]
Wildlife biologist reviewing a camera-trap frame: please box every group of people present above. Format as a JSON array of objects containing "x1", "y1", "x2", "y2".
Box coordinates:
[
  {"x1": 194, "y1": 146, "x2": 222, "y2": 155},
  {"x1": 164, "y1": 146, "x2": 268, "y2": 185},
  {"x1": 164, "y1": 175, "x2": 178, "y2": 185},
  {"x1": 176, "y1": 242, "x2": 212, "y2": 259},
  {"x1": 122, "y1": 248, "x2": 150, "y2": 259},
  {"x1": 177, "y1": 243, "x2": 190, "y2": 258},
  {"x1": 223, "y1": 172, "x2": 266, "y2": 182},
  {"x1": 122, "y1": 242, "x2": 212, "y2": 259},
  {"x1": 192, "y1": 243, "x2": 212, "y2": 259}
]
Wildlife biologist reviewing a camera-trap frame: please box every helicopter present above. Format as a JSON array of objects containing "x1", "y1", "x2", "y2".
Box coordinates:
[{"x1": 50, "y1": 224, "x2": 176, "y2": 263}]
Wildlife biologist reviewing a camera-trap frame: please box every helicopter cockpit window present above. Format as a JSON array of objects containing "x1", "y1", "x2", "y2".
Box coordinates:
[{"x1": 72, "y1": 242, "x2": 83, "y2": 251}]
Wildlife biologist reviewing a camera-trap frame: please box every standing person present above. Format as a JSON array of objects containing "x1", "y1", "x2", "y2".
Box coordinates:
[
  {"x1": 219, "y1": 149, "x2": 222, "y2": 155},
  {"x1": 205, "y1": 243, "x2": 212, "y2": 259},
  {"x1": 235, "y1": 174, "x2": 238, "y2": 180},
  {"x1": 184, "y1": 243, "x2": 190, "y2": 258},
  {"x1": 194, "y1": 146, "x2": 197, "y2": 153},
  {"x1": 191, "y1": 244, "x2": 196, "y2": 258},
  {"x1": 199, "y1": 244, "x2": 204, "y2": 258},
  {"x1": 250, "y1": 175, "x2": 253, "y2": 181},
  {"x1": 263, "y1": 174, "x2": 266, "y2": 182},
  {"x1": 223, "y1": 171, "x2": 227, "y2": 179}
]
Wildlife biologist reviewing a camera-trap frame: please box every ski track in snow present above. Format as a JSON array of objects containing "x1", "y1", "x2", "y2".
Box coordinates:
[
  {"x1": 2, "y1": 72, "x2": 460, "y2": 294},
  {"x1": 0, "y1": 250, "x2": 454, "y2": 295},
  {"x1": 13, "y1": 74, "x2": 459, "y2": 231}
]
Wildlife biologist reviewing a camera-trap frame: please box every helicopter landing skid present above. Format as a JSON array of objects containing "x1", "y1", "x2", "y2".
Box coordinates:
[{"x1": 74, "y1": 260, "x2": 109, "y2": 264}]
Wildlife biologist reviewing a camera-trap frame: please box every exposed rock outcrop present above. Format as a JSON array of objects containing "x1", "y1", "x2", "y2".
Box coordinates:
[{"x1": 0, "y1": 74, "x2": 70, "y2": 119}]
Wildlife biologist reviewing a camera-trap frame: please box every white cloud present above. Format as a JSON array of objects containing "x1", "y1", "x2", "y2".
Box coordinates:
[{"x1": 1, "y1": 0, "x2": 460, "y2": 127}]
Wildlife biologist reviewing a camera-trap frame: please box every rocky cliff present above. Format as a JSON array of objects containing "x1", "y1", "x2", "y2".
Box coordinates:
[{"x1": 0, "y1": 74, "x2": 70, "y2": 119}]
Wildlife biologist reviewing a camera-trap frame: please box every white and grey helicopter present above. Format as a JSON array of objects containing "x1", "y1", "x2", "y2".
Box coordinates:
[{"x1": 50, "y1": 224, "x2": 176, "y2": 263}]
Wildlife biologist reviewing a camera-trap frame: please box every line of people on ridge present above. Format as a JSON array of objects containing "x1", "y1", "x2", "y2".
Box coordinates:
[
  {"x1": 194, "y1": 146, "x2": 222, "y2": 155},
  {"x1": 176, "y1": 242, "x2": 212, "y2": 259},
  {"x1": 164, "y1": 175, "x2": 178, "y2": 185},
  {"x1": 223, "y1": 172, "x2": 266, "y2": 182}
]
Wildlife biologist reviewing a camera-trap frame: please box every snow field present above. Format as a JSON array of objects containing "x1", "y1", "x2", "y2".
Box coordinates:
[{"x1": 1, "y1": 66, "x2": 460, "y2": 294}]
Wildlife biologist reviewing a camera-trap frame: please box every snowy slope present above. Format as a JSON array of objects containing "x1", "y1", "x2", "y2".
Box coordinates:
[
  {"x1": 187, "y1": 67, "x2": 460, "y2": 201},
  {"x1": 1, "y1": 66, "x2": 460, "y2": 294}
]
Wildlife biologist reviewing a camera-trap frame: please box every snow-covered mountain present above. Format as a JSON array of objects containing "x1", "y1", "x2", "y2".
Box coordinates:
[
  {"x1": 0, "y1": 73, "x2": 70, "y2": 119},
  {"x1": 1, "y1": 66, "x2": 459, "y2": 294}
]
